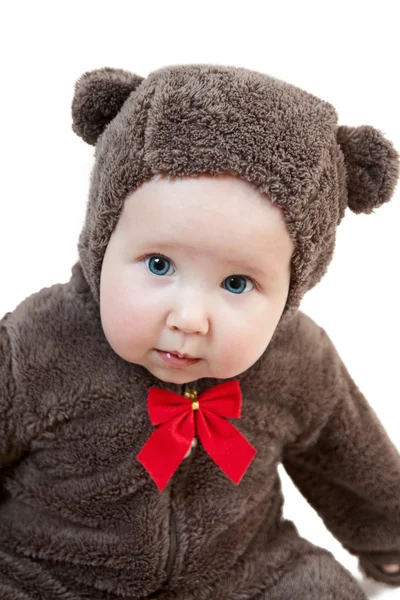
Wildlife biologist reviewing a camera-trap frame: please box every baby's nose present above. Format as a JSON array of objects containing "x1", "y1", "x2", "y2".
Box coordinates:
[{"x1": 167, "y1": 296, "x2": 209, "y2": 335}]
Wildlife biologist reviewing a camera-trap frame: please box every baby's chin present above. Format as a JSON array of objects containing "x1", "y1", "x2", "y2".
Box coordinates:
[
  {"x1": 113, "y1": 346, "x2": 258, "y2": 384},
  {"x1": 142, "y1": 359, "x2": 249, "y2": 386},
  {"x1": 144, "y1": 364, "x2": 203, "y2": 385}
]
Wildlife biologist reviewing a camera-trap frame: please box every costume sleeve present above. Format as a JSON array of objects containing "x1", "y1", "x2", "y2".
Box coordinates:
[
  {"x1": 282, "y1": 325, "x2": 400, "y2": 587},
  {"x1": 0, "y1": 312, "x2": 18, "y2": 475}
]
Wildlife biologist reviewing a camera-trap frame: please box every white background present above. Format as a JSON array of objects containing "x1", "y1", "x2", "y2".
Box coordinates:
[{"x1": 0, "y1": 2, "x2": 399, "y2": 598}]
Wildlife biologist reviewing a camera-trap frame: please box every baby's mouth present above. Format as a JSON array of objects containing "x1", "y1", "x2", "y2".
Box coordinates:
[{"x1": 155, "y1": 349, "x2": 201, "y2": 369}]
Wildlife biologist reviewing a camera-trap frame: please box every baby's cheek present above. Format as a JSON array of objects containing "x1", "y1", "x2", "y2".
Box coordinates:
[
  {"x1": 215, "y1": 322, "x2": 258, "y2": 370},
  {"x1": 234, "y1": 317, "x2": 276, "y2": 363},
  {"x1": 101, "y1": 292, "x2": 152, "y2": 360}
]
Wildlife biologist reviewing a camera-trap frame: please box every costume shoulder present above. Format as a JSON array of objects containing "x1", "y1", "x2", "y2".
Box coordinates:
[
  {"x1": 0, "y1": 262, "x2": 106, "y2": 465},
  {"x1": 268, "y1": 308, "x2": 324, "y2": 355},
  {"x1": 257, "y1": 309, "x2": 339, "y2": 449},
  {"x1": 5, "y1": 263, "x2": 99, "y2": 374}
]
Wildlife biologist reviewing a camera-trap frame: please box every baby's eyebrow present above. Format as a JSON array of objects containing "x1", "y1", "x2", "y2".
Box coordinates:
[{"x1": 141, "y1": 240, "x2": 269, "y2": 278}]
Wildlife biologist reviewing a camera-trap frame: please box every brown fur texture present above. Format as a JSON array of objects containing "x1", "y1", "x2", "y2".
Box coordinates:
[{"x1": 1, "y1": 64, "x2": 400, "y2": 598}]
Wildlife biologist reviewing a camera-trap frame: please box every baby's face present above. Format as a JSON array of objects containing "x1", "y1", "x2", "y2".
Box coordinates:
[{"x1": 100, "y1": 173, "x2": 294, "y2": 384}]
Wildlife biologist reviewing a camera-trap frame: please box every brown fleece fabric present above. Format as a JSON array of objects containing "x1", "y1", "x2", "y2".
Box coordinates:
[{"x1": 1, "y1": 64, "x2": 400, "y2": 598}]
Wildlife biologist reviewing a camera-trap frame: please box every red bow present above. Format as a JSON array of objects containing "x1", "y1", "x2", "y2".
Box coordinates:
[{"x1": 137, "y1": 379, "x2": 257, "y2": 492}]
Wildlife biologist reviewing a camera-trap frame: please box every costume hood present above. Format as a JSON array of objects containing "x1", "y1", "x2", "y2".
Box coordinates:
[{"x1": 71, "y1": 63, "x2": 399, "y2": 334}]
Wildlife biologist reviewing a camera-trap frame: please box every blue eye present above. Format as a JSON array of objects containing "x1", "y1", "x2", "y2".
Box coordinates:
[
  {"x1": 146, "y1": 255, "x2": 174, "y2": 276},
  {"x1": 223, "y1": 276, "x2": 253, "y2": 294}
]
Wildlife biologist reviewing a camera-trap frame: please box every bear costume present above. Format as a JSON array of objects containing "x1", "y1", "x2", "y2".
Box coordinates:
[{"x1": 1, "y1": 64, "x2": 400, "y2": 599}]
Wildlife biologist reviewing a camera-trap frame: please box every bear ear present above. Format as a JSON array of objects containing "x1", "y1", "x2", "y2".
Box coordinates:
[
  {"x1": 337, "y1": 125, "x2": 400, "y2": 214},
  {"x1": 71, "y1": 67, "x2": 144, "y2": 146}
]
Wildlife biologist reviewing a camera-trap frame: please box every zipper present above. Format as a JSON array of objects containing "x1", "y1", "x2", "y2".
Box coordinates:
[
  {"x1": 147, "y1": 505, "x2": 178, "y2": 598},
  {"x1": 148, "y1": 381, "x2": 198, "y2": 598},
  {"x1": 162, "y1": 382, "x2": 196, "y2": 583},
  {"x1": 164, "y1": 505, "x2": 177, "y2": 581}
]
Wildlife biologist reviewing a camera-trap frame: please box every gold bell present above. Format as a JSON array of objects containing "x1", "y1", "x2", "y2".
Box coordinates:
[{"x1": 184, "y1": 388, "x2": 199, "y2": 409}]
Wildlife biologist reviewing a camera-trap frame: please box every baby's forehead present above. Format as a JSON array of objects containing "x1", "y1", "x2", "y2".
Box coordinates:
[
  {"x1": 117, "y1": 172, "x2": 294, "y2": 264},
  {"x1": 121, "y1": 172, "x2": 290, "y2": 239},
  {"x1": 125, "y1": 172, "x2": 284, "y2": 222}
]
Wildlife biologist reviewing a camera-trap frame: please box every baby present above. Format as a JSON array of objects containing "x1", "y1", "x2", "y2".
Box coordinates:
[
  {"x1": 101, "y1": 171, "x2": 400, "y2": 577},
  {"x1": 1, "y1": 63, "x2": 400, "y2": 599}
]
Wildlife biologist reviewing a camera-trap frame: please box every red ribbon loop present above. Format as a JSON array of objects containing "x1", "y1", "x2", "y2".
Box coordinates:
[{"x1": 137, "y1": 379, "x2": 257, "y2": 491}]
